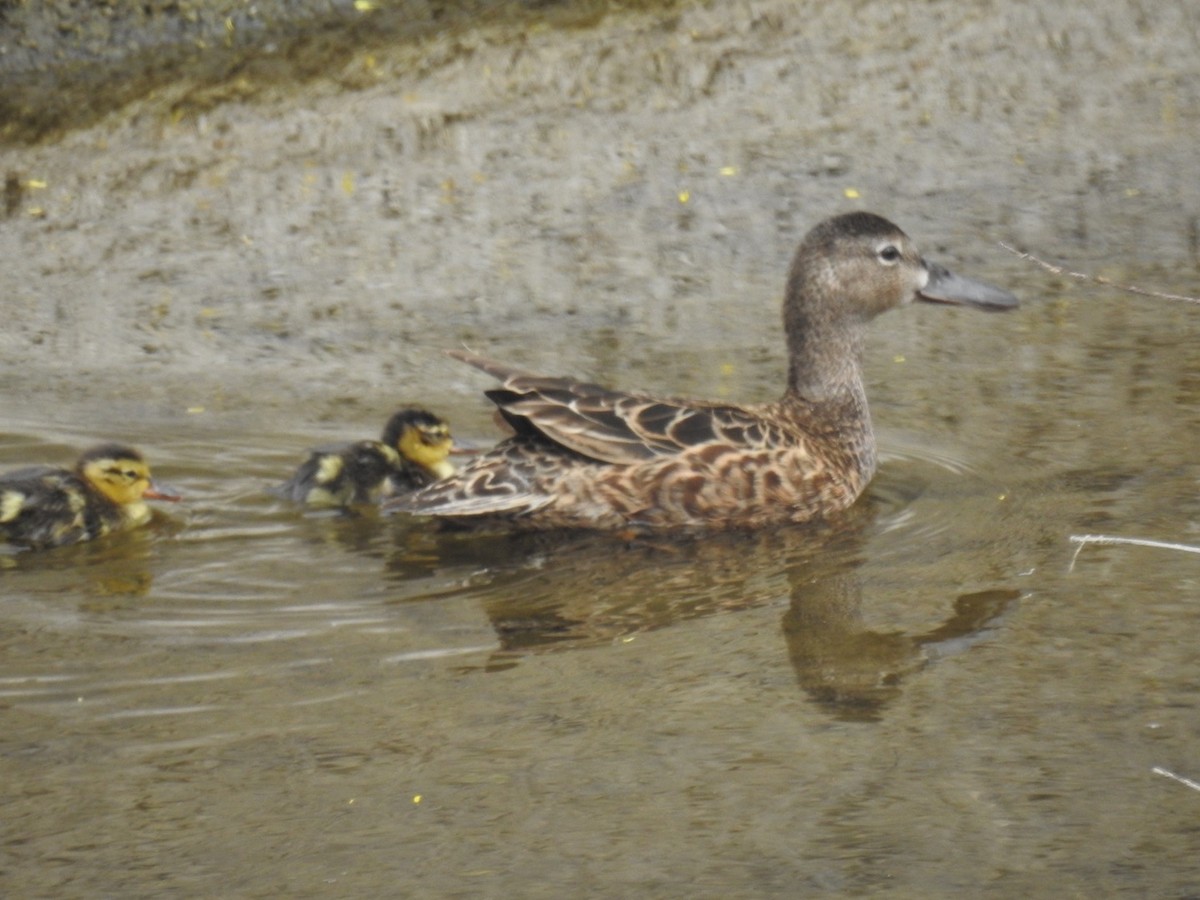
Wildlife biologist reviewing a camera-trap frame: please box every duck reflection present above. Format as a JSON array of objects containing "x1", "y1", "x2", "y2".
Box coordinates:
[
  {"x1": 384, "y1": 508, "x2": 1018, "y2": 720},
  {"x1": 781, "y1": 571, "x2": 1016, "y2": 721},
  {"x1": 0, "y1": 516, "x2": 172, "y2": 601}
]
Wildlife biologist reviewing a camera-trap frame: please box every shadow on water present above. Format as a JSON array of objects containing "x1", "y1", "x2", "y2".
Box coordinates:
[{"x1": 382, "y1": 497, "x2": 1020, "y2": 722}]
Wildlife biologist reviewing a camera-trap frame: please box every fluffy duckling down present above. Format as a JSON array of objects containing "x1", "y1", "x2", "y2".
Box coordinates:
[
  {"x1": 0, "y1": 443, "x2": 180, "y2": 550},
  {"x1": 280, "y1": 408, "x2": 456, "y2": 508}
]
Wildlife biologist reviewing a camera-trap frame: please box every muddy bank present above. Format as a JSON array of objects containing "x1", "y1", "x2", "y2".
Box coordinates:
[
  {"x1": 1, "y1": 0, "x2": 660, "y2": 143},
  {"x1": 0, "y1": 0, "x2": 1197, "y2": 424}
]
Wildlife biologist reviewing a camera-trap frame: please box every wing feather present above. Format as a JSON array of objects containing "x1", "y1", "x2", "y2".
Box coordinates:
[
  {"x1": 447, "y1": 350, "x2": 783, "y2": 466},
  {"x1": 391, "y1": 437, "x2": 558, "y2": 517}
]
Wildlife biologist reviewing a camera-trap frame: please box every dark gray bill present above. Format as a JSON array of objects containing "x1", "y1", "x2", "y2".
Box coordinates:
[{"x1": 919, "y1": 260, "x2": 1018, "y2": 311}]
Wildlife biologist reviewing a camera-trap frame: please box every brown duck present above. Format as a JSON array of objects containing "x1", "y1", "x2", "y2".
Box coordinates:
[{"x1": 387, "y1": 212, "x2": 1017, "y2": 530}]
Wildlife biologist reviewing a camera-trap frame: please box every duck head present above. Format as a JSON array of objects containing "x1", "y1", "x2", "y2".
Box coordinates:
[
  {"x1": 788, "y1": 211, "x2": 1017, "y2": 322},
  {"x1": 382, "y1": 408, "x2": 457, "y2": 480},
  {"x1": 77, "y1": 443, "x2": 181, "y2": 507},
  {"x1": 781, "y1": 212, "x2": 1016, "y2": 399}
]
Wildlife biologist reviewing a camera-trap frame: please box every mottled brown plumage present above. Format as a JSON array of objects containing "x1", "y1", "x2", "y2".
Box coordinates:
[{"x1": 388, "y1": 212, "x2": 1017, "y2": 531}]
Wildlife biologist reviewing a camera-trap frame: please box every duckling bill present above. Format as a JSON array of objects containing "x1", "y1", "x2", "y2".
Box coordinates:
[
  {"x1": 387, "y1": 212, "x2": 1017, "y2": 531},
  {"x1": 0, "y1": 444, "x2": 180, "y2": 550},
  {"x1": 279, "y1": 408, "x2": 456, "y2": 507}
]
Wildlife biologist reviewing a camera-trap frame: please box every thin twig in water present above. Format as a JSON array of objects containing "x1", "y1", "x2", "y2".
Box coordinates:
[
  {"x1": 1153, "y1": 767, "x2": 1200, "y2": 793},
  {"x1": 999, "y1": 243, "x2": 1200, "y2": 305},
  {"x1": 1068, "y1": 534, "x2": 1200, "y2": 572}
]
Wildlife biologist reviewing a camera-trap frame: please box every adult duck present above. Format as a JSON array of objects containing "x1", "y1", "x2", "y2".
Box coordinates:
[{"x1": 387, "y1": 212, "x2": 1017, "y2": 530}]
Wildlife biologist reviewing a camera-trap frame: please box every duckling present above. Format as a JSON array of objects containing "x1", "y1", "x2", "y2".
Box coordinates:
[
  {"x1": 279, "y1": 408, "x2": 456, "y2": 507},
  {"x1": 387, "y1": 212, "x2": 1018, "y2": 531},
  {"x1": 0, "y1": 443, "x2": 180, "y2": 550}
]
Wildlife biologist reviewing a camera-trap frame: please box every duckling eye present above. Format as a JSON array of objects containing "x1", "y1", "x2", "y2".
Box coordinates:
[
  {"x1": 418, "y1": 427, "x2": 446, "y2": 444},
  {"x1": 877, "y1": 245, "x2": 901, "y2": 264}
]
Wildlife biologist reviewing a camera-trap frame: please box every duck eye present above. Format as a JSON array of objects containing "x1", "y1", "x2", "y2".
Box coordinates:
[{"x1": 878, "y1": 245, "x2": 901, "y2": 264}]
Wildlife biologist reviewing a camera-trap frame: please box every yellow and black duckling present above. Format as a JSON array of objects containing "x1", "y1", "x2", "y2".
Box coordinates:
[
  {"x1": 279, "y1": 407, "x2": 456, "y2": 507},
  {"x1": 387, "y1": 212, "x2": 1018, "y2": 531},
  {"x1": 0, "y1": 443, "x2": 180, "y2": 550}
]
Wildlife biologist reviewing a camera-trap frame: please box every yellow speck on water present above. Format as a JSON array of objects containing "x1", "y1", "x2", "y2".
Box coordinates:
[
  {"x1": 1124, "y1": 188, "x2": 1140, "y2": 198},
  {"x1": 341, "y1": 172, "x2": 355, "y2": 195},
  {"x1": 843, "y1": 187, "x2": 861, "y2": 199},
  {"x1": 893, "y1": 355, "x2": 906, "y2": 363},
  {"x1": 1160, "y1": 92, "x2": 1178, "y2": 127},
  {"x1": 224, "y1": 17, "x2": 234, "y2": 33},
  {"x1": 26, "y1": 179, "x2": 47, "y2": 189},
  {"x1": 347, "y1": 798, "x2": 355, "y2": 805},
  {"x1": 363, "y1": 54, "x2": 376, "y2": 70},
  {"x1": 678, "y1": 190, "x2": 690, "y2": 204},
  {"x1": 186, "y1": 406, "x2": 206, "y2": 415},
  {"x1": 720, "y1": 363, "x2": 735, "y2": 376},
  {"x1": 413, "y1": 795, "x2": 423, "y2": 805},
  {"x1": 719, "y1": 166, "x2": 738, "y2": 176},
  {"x1": 997, "y1": 493, "x2": 1008, "y2": 502},
  {"x1": 354, "y1": 0, "x2": 376, "y2": 10}
]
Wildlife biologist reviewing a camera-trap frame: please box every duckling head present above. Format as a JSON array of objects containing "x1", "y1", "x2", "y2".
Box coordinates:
[
  {"x1": 382, "y1": 409, "x2": 456, "y2": 479},
  {"x1": 76, "y1": 444, "x2": 181, "y2": 516}
]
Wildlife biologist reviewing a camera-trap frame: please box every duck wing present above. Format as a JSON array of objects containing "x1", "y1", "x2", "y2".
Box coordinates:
[
  {"x1": 393, "y1": 436, "x2": 561, "y2": 517},
  {"x1": 448, "y1": 350, "x2": 781, "y2": 464}
]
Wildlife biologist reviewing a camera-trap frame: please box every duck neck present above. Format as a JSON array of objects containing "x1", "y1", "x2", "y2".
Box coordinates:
[
  {"x1": 783, "y1": 311, "x2": 868, "y2": 409},
  {"x1": 782, "y1": 316, "x2": 876, "y2": 477}
]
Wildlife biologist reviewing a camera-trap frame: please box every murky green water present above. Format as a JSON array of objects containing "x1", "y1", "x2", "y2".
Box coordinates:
[{"x1": 2, "y1": 0, "x2": 1199, "y2": 896}]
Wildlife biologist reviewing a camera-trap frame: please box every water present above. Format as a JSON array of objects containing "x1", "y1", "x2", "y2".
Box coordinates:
[
  {"x1": 2, "y1": 286, "x2": 1197, "y2": 896},
  {"x1": 2, "y1": 0, "x2": 1200, "y2": 895}
]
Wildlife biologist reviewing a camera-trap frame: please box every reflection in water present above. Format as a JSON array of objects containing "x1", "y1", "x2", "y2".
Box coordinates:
[
  {"x1": 782, "y1": 572, "x2": 1017, "y2": 721},
  {"x1": 385, "y1": 504, "x2": 1019, "y2": 720},
  {"x1": 0, "y1": 515, "x2": 172, "y2": 598}
]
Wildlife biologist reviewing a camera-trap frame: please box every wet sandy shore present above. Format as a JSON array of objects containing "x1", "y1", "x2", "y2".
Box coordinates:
[{"x1": 1, "y1": 0, "x2": 1197, "y2": 423}]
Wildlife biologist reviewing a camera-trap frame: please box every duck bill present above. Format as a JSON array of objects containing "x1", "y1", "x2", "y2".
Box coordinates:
[
  {"x1": 918, "y1": 261, "x2": 1018, "y2": 311},
  {"x1": 145, "y1": 481, "x2": 182, "y2": 502}
]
